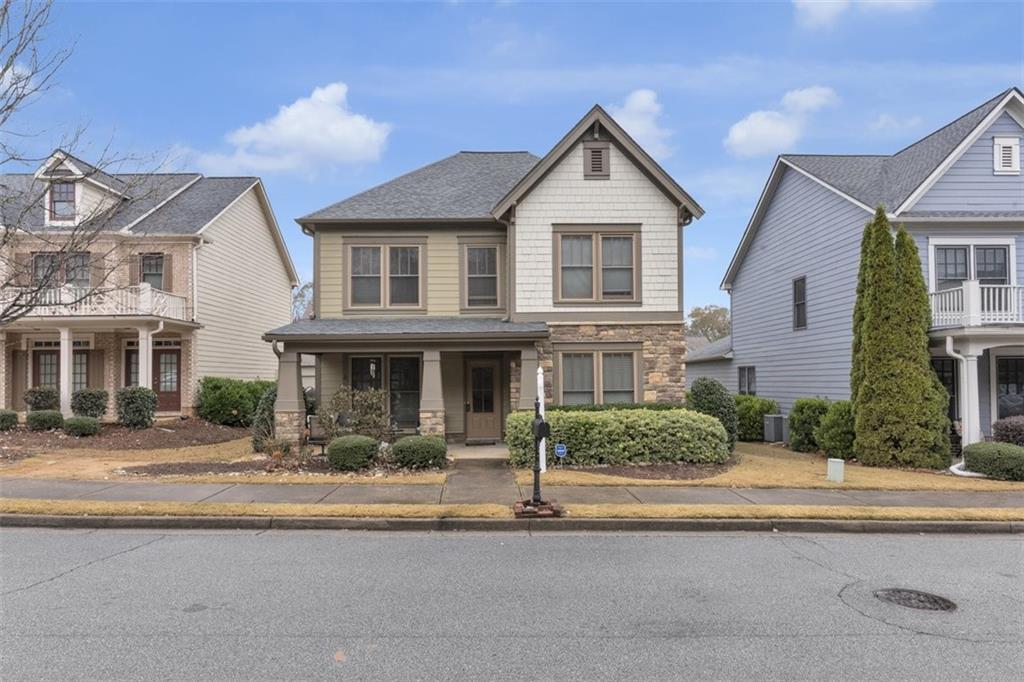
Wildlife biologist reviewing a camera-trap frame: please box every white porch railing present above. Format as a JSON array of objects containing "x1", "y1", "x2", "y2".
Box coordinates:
[
  {"x1": 929, "y1": 281, "x2": 1024, "y2": 328},
  {"x1": 1, "y1": 283, "x2": 192, "y2": 322}
]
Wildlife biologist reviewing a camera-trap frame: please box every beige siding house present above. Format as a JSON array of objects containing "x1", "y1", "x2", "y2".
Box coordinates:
[
  {"x1": 0, "y1": 150, "x2": 298, "y2": 418},
  {"x1": 267, "y1": 106, "x2": 703, "y2": 445}
]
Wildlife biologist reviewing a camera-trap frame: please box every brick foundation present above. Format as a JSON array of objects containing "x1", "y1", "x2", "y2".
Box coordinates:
[{"x1": 418, "y1": 409, "x2": 446, "y2": 436}]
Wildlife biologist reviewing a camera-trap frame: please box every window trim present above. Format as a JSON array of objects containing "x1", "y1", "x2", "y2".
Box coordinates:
[
  {"x1": 552, "y1": 225, "x2": 642, "y2": 305},
  {"x1": 457, "y1": 236, "x2": 506, "y2": 313},
  {"x1": 553, "y1": 344, "x2": 642, "y2": 405},
  {"x1": 738, "y1": 366, "x2": 756, "y2": 396},
  {"x1": 343, "y1": 239, "x2": 427, "y2": 313},
  {"x1": 993, "y1": 136, "x2": 1021, "y2": 175},
  {"x1": 792, "y1": 276, "x2": 807, "y2": 331},
  {"x1": 927, "y1": 237, "x2": 1017, "y2": 291}
]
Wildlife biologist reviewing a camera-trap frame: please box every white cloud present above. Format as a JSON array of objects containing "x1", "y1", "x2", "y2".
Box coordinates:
[
  {"x1": 793, "y1": 0, "x2": 933, "y2": 29},
  {"x1": 684, "y1": 245, "x2": 718, "y2": 261},
  {"x1": 869, "y1": 113, "x2": 924, "y2": 133},
  {"x1": 607, "y1": 89, "x2": 673, "y2": 159},
  {"x1": 724, "y1": 86, "x2": 838, "y2": 158},
  {"x1": 194, "y1": 82, "x2": 391, "y2": 176}
]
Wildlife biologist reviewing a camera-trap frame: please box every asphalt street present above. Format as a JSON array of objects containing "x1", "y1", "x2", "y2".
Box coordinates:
[{"x1": 1, "y1": 528, "x2": 1022, "y2": 681}]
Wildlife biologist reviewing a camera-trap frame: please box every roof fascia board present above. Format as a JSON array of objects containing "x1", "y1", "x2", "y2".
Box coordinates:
[
  {"x1": 298, "y1": 217, "x2": 501, "y2": 227},
  {"x1": 896, "y1": 90, "x2": 1024, "y2": 215}
]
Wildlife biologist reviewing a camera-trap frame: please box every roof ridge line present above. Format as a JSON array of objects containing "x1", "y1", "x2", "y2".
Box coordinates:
[{"x1": 889, "y1": 87, "x2": 1011, "y2": 158}]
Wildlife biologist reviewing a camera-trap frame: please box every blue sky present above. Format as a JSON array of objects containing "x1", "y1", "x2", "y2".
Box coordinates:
[{"x1": 17, "y1": 0, "x2": 1024, "y2": 312}]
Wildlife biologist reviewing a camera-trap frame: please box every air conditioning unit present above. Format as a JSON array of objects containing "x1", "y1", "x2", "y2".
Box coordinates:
[{"x1": 763, "y1": 414, "x2": 786, "y2": 443}]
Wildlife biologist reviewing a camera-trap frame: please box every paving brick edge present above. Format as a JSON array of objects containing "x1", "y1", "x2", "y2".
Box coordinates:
[{"x1": 1, "y1": 514, "x2": 1021, "y2": 534}]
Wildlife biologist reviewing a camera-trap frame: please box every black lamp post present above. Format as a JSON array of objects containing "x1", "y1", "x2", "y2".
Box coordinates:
[{"x1": 531, "y1": 395, "x2": 549, "y2": 506}]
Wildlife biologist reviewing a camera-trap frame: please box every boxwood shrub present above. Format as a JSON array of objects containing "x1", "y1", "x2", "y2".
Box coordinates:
[
  {"x1": 814, "y1": 400, "x2": 856, "y2": 460},
  {"x1": 963, "y1": 442, "x2": 1024, "y2": 481},
  {"x1": 327, "y1": 435, "x2": 378, "y2": 471},
  {"x1": 0, "y1": 409, "x2": 17, "y2": 431},
  {"x1": 116, "y1": 386, "x2": 158, "y2": 429},
  {"x1": 687, "y1": 377, "x2": 738, "y2": 451},
  {"x1": 71, "y1": 389, "x2": 109, "y2": 419},
  {"x1": 735, "y1": 395, "x2": 778, "y2": 441},
  {"x1": 23, "y1": 387, "x2": 59, "y2": 411},
  {"x1": 27, "y1": 410, "x2": 63, "y2": 431},
  {"x1": 505, "y1": 408, "x2": 729, "y2": 468},
  {"x1": 788, "y1": 397, "x2": 831, "y2": 453},
  {"x1": 993, "y1": 416, "x2": 1024, "y2": 447},
  {"x1": 392, "y1": 435, "x2": 447, "y2": 469},
  {"x1": 64, "y1": 416, "x2": 101, "y2": 437},
  {"x1": 197, "y1": 377, "x2": 275, "y2": 427}
]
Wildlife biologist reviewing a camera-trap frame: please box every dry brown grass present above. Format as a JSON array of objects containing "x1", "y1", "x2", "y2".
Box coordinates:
[
  {"x1": 518, "y1": 442, "x2": 1024, "y2": 491},
  {"x1": 155, "y1": 472, "x2": 447, "y2": 486},
  {"x1": 564, "y1": 503, "x2": 1024, "y2": 521}
]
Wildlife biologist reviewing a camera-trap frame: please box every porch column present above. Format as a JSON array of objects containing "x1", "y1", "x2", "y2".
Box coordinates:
[
  {"x1": 418, "y1": 350, "x2": 445, "y2": 436},
  {"x1": 274, "y1": 348, "x2": 305, "y2": 446},
  {"x1": 137, "y1": 326, "x2": 153, "y2": 390},
  {"x1": 961, "y1": 353, "x2": 982, "y2": 446},
  {"x1": 57, "y1": 327, "x2": 73, "y2": 416},
  {"x1": 519, "y1": 346, "x2": 539, "y2": 410},
  {"x1": 963, "y1": 280, "x2": 982, "y2": 327}
]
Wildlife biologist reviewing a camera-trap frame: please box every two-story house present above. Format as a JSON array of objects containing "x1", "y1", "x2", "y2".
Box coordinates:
[
  {"x1": 1, "y1": 150, "x2": 298, "y2": 418},
  {"x1": 266, "y1": 106, "x2": 703, "y2": 444},
  {"x1": 687, "y1": 87, "x2": 1024, "y2": 447}
]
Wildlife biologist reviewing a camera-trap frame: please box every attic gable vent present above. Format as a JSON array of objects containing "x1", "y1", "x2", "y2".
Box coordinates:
[
  {"x1": 993, "y1": 136, "x2": 1020, "y2": 175},
  {"x1": 583, "y1": 141, "x2": 610, "y2": 180}
]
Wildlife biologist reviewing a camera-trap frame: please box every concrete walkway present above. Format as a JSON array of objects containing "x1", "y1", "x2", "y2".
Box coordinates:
[{"x1": 2, "y1": 462, "x2": 1023, "y2": 508}]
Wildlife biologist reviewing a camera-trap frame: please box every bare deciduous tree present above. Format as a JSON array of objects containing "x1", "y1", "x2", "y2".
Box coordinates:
[
  {"x1": 292, "y1": 281, "x2": 313, "y2": 321},
  {"x1": 687, "y1": 304, "x2": 731, "y2": 342}
]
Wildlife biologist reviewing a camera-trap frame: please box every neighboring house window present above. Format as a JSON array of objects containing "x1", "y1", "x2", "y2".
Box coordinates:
[
  {"x1": 141, "y1": 254, "x2": 165, "y2": 290},
  {"x1": 350, "y1": 356, "x2": 383, "y2": 391},
  {"x1": 348, "y1": 244, "x2": 423, "y2": 309},
  {"x1": 738, "y1": 367, "x2": 756, "y2": 396},
  {"x1": 388, "y1": 357, "x2": 420, "y2": 429},
  {"x1": 792, "y1": 277, "x2": 807, "y2": 330},
  {"x1": 583, "y1": 141, "x2": 610, "y2": 179},
  {"x1": 72, "y1": 351, "x2": 89, "y2": 393},
  {"x1": 996, "y1": 357, "x2": 1024, "y2": 420},
  {"x1": 49, "y1": 182, "x2": 76, "y2": 220},
  {"x1": 556, "y1": 229, "x2": 639, "y2": 303},
  {"x1": 388, "y1": 246, "x2": 419, "y2": 306},
  {"x1": 65, "y1": 253, "x2": 91, "y2": 288},
  {"x1": 465, "y1": 246, "x2": 499, "y2": 308},
  {"x1": 933, "y1": 243, "x2": 1012, "y2": 290},
  {"x1": 935, "y1": 246, "x2": 969, "y2": 290},
  {"x1": 558, "y1": 350, "x2": 638, "y2": 405},
  {"x1": 31, "y1": 253, "x2": 58, "y2": 285},
  {"x1": 350, "y1": 247, "x2": 382, "y2": 306},
  {"x1": 993, "y1": 136, "x2": 1020, "y2": 175}
]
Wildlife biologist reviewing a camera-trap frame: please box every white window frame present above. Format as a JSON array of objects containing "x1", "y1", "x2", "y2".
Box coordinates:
[
  {"x1": 993, "y1": 136, "x2": 1021, "y2": 175},
  {"x1": 927, "y1": 237, "x2": 1017, "y2": 292},
  {"x1": 43, "y1": 181, "x2": 82, "y2": 227}
]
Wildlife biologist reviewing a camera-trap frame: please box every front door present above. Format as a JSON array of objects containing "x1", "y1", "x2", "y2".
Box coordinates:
[
  {"x1": 465, "y1": 358, "x2": 502, "y2": 442},
  {"x1": 153, "y1": 348, "x2": 181, "y2": 412}
]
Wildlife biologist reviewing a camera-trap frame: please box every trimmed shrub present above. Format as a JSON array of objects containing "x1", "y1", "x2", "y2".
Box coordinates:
[
  {"x1": 251, "y1": 386, "x2": 277, "y2": 453},
  {"x1": 814, "y1": 400, "x2": 856, "y2": 460},
  {"x1": 735, "y1": 395, "x2": 778, "y2": 441},
  {"x1": 27, "y1": 410, "x2": 63, "y2": 431},
  {"x1": 23, "y1": 387, "x2": 59, "y2": 411},
  {"x1": 197, "y1": 377, "x2": 275, "y2": 427},
  {"x1": 116, "y1": 386, "x2": 158, "y2": 429},
  {"x1": 71, "y1": 389, "x2": 108, "y2": 419},
  {"x1": 687, "y1": 377, "x2": 738, "y2": 450},
  {"x1": 548, "y1": 402, "x2": 684, "y2": 413},
  {"x1": 0, "y1": 409, "x2": 17, "y2": 431},
  {"x1": 993, "y1": 416, "x2": 1024, "y2": 447},
  {"x1": 506, "y1": 408, "x2": 729, "y2": 468},
  {"x1": 327, "y1": 435, "x2": 378, "y2": 471},
  {"x1": 392, "y1": 435, "x2": 448, "y2": 469},
  {"x1": 963, "y1": 442, "x2": 1024, "y2": 481},
  {"x1": 788, "y1": 398, "x2": 831, "y2": 453},
  {"x1": 64, "y1": 416, "x2": 101, "y2": 437}
]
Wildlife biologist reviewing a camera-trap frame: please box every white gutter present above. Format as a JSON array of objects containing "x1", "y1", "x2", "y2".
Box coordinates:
[{"x1": 945, "y1": 336, "x2": 987, "y2": 478}]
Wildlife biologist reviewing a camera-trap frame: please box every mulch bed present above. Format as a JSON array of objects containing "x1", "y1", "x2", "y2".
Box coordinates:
[
  {"x1": 559, "y1": 456, "x2": 738, "y2": 481},
  {"x1": 0, "y1": 419, "x2": 248, "y2": 452},
  {"x1": 121, "y1": 457, "x2": 337, "y2": 476}
]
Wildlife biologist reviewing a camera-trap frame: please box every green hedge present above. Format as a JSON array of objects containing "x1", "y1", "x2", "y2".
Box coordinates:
[
  {"x1": 197, "y1": 377, "x2": 275, "y2": 427},
  {"x1": 735, "y1": 395, "x2": 778, "y2": 441},
  {"x1": 23, "y1": 387, "x2": 59, "y2": 411},
  {"x1": 392, "y1": 435, "x2": 447, "y2": 469},
  {"x1": 71, "y1": 389, "x2": 108, "y2": 419},
  {"x1": 547, "y1": 402, "x2": 684, "y2": 413},
  {"x1": 506, "y1": 408, "x2": 729, "y2": 468},
  {"x1": 327, "y1": 435, "x2": 378, "y2": 471},
  {"x1": 687, "y1": 377, "x2": 737, "y2": 451},
  {"x1": 0, "y1": 410, "x2": 16, "y2": 431},
  {"x1": 814, "y1": 400, "x2": 856, "y2": 460},
  {"x1": 116, "y1": 387, "x2": 157, "y2": 429},
  {"x1": 963, "y1": 442, "x2": 1024, "y2": 481},
  {"x1": 64, "y1": 416, "x2": 101, "y2": 437},
  {"x1": 788, "y1": 398, "x2": 831, "y2": 453},
  {"x1": 27, "y1": 410, "x2": 63, "y2": 431}
]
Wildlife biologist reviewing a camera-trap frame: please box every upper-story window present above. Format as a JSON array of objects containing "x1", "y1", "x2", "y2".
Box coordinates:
[
  {"x1": 934, "y1": 244, "x2": 1010, "y2": 290},
  {"x1": 49, "y1": 182, "x2": 76, "y2": 220},
  {"x1": 65, "y1": 253, "x2": 91, "y2": 288},
  {"x1": 31, "y1": 253, "x2": 58, "y2": 285},
  {"x1": 993, "y1": 136, "x2": 1020, "y2": 175},
  {"x1": 30, "y1": 252, "x2": 89, "y2": 288},
  {"x1": 141, "y1": 254, "x2": 165, "y2": 290},
  {"x1": 465, "y1": 245, "x2": 499, "y2": 308},
  {"x1": 554, "y1": 228, "x2": 640, "y2": 304},
  {"x1": 347, "y1": 243, "x2": 423, "y2": 310},
  {"x1": 792, "y1": 276, "x2": 807, "y2": 330}
]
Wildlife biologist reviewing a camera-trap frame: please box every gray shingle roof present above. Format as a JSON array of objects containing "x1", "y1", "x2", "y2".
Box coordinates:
[
  {"x1": 56, "y1": 149, "x2": 131, "y2": 194},
  {"x1": 300, "y1": 151, "x2": 540, "y2": 222},
  {"x1": 132, "y1": 177, "x2": 257, "y2": 234},
  {"x1": 265, "y1": 317, "x2": 549, "y2": 339},
  {"x1": 684, "y1": 335, "x2": 732, "y2": 363},
  {"x1": 782, "y1": 88, "x2": 1016, "y2": 210}
]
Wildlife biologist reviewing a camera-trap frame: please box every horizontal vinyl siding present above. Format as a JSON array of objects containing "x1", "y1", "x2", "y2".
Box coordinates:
[
  {"x1": 195, "y1": 188, "x2": 292, "y2": 381},
  {"x1": 730, "y1": 167, "x2": 871, "y2": 413},
  {"x1": 685, "y1": 359, "x2": 736, "y2": 392},
  {"x1": 318, "y1": 233, "x2": 344, "y2": 317},
  {"x1": 913, "y1": 113, "x2": 1024, "y2": 213}
]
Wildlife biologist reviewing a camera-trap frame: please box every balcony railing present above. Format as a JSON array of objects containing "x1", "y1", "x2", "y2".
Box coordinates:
[
  {"x1": 1, "y1": 283, "x2": 192, "y2": 322},
  {"x1": 929, "y1": 281, "x2": 1024, "y2": 328}
]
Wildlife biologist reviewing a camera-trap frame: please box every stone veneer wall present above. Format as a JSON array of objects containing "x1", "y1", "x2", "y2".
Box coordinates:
[{"x1": 418, "y1": 409, "x2": 446, "y2": 436}]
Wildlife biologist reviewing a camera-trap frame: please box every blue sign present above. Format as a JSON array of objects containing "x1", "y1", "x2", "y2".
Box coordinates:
[{"x1": 554, "y1": 443, "x2": 567, "y2": 458}]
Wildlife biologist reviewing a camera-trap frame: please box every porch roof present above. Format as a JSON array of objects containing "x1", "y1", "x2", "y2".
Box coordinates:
[{"x1": 264, "y1": 317, "x2": 549, "y2": 342}]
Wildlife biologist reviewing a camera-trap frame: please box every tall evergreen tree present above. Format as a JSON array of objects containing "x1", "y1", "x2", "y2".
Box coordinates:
[{"x1": 849, "y1": 218, "x2": 877, "y2": 408}]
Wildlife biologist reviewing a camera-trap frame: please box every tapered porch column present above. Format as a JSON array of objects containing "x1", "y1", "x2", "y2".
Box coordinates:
[
  {"x1": 274, "y1": 348, "x2": 305, "y2": 446},
  {"x1": 418, "y1": 350, "x2": 445, "y2": 436},
  {"x1": 960, "y1": 353, "x2": 982, "y2": 446},
  {"x1": 137, "y1": 326, "x2": 153, "y2": 390},
  {"x1": 519, "y1": 346, "x2": 539, "y2": 410},
  {"x1": 58, "y1": 327, "x2": 73, "y2": 416}
]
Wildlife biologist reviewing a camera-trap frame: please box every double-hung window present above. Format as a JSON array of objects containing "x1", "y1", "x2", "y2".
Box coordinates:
[
  {"x1": 65, "y1": 253, "x2": 91, "y2": 289},
  {"x1": 141, "y1": 254, "x2": 165, "y2": 290},
  {"x1": 31, "y1": 253, "x2": 58, "y2": 285},
  {"x1": 933, "y1": 243, "x2": 1012, "y2": 289},
  {"x1": 556, "y1": 229, "x2": 639, "y2": 303},
  {"x1": 49, "y1": 182, "x2": 76, "y2": 220},
  {"x1": 558, "y1": 350, "x2": 637, "y2": 405},
  {"x1": 792, "y1": 277, "x2": 807, "y2": 330},
  {"x1": 465, "y1": 246, "x2": 499, "y2": 308},
  {"x1": 738, "y1": 367, "x2": 756, "y2": 396},
  {"x1": 935, "y1": 246, "x2": 969, "y2": 290},
  {"x1": 348, "y1": 244, "x2": 422, "y2": 309}
]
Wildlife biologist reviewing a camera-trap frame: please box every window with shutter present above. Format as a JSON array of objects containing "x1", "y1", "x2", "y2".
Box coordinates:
[
  {"x1": 993, "y1": 136, "x2": 1020, "y2": 174},
  {"x1": 583, "y1": 141, "x2": 609, "y2": 179}
]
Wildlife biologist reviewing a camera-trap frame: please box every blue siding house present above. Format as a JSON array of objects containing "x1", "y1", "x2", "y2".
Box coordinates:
[{"x1": 687, "y1": 87, "x2": 1024, "y2": 447}]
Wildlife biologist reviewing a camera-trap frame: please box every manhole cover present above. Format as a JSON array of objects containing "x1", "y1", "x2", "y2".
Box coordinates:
[{"x1": 874, "y1": 588, "x2": 957, "y2": 611}]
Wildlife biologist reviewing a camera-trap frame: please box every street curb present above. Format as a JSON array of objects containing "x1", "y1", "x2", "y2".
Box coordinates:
[{"x1": 2, "y1": 514, "x2": 1021, "y2": 533}]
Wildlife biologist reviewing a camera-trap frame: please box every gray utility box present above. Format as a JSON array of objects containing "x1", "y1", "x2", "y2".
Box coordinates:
[{"x1": 763, "y1": 414, "x2": 788, "y2": 444}]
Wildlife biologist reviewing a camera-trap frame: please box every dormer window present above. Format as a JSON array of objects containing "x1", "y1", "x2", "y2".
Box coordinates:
[
  {"x1": 49, "y1": 181, "x2": 76, "y2": 220},
  {"x1": 993, "y1": 136, "x2": 1020, "y2": 175},
  {"x1": 583, "y1": 141, "x2": 609, "y2": 179}
]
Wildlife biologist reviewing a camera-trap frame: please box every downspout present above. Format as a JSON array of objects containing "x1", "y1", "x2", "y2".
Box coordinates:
[{"x1": 945, "y1": 336, "x2": 986, "y2": 478}]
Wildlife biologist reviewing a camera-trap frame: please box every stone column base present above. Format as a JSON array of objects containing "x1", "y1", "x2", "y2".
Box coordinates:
[
  {"x1": 418, "y1": 409, "x2": 446, "y2": 436},
  {"x1": 275, "y1": 411, "x2": 305, "y2": 448}
]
